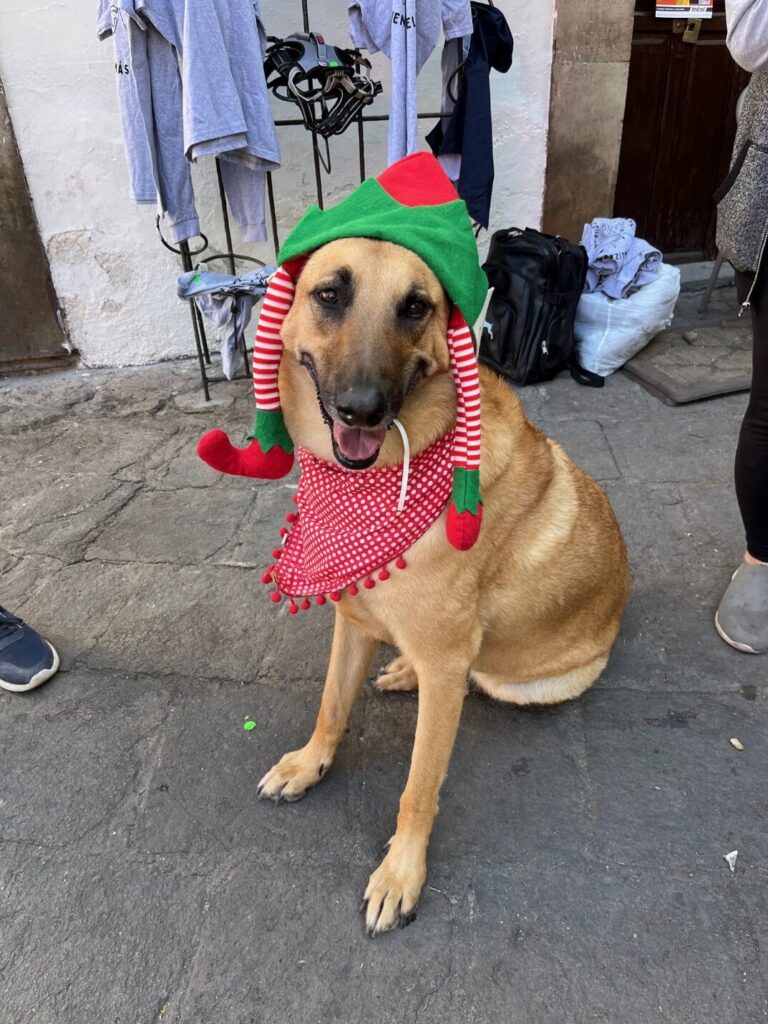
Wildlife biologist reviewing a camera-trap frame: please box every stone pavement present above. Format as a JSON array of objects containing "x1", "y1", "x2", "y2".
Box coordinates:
[{"x1": 1, "y1": 341, "x2": 767, "y2": 1023}]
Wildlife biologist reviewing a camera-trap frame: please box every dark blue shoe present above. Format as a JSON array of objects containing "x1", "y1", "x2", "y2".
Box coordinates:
[{"x1": 0, "y1": 606, "x2": 59, "y2": 692}]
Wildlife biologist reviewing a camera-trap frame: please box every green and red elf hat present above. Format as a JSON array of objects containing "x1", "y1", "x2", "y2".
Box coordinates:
[{"x1": 197, "y1": 152, "x2": 489, "y2": 551}]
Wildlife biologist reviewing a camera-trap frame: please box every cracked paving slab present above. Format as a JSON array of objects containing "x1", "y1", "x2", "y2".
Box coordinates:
[{"x1": 1, "y1": 361, "x2": 768, "y2": 1023}]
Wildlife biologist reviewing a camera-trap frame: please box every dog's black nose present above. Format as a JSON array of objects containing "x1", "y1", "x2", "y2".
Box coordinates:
[{"x1": 336, "y1": 386, "x2": 387, "y2": 428}]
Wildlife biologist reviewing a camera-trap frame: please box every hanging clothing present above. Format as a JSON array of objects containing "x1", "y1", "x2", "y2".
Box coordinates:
[
  {"x1": 177, "y1": 265, "x2": 275, "y2": 379},
  {"x1": 98, "y1": 0, "x2": 201, "y2": 242},
  {"x1": 433, "y1": 35, "x2": 471, "y2": 183},
  {"x1": 98, "y1": 0, "x2": 279, "y2": 243},
  {"x1": 97, "y1": 1, "x2": 157, "y2": 206},
  {"x1": 348, "y1": 0, "x2": 472, "y2": 165},
  {"x1": 581, "y1": 218, "x2": 661, "y2": 300},
  {"x1": 426, "y1": 2, "x2": 513, "y2": 228}
]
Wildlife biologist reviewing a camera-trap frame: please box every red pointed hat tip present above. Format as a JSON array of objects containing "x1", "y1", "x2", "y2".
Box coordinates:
[
  {"x1": 196, "y1": 430, "x2": 293, "y2": 480},
  {"x1": 377, "y1": 153, "x2": 458, "y2": 208}
]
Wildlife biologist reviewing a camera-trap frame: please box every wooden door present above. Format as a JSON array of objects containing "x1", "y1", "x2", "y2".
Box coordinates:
[
  {"x1": 614, "y1": 0, "x2": 750, "y2": 259},
  {"x1": 0, "y1": 79, "x2": 69, "y2": 370}
]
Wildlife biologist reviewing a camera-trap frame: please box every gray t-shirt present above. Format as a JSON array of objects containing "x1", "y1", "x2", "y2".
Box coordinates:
[
  {"x1": 135, "y1": 0, "x2": 280, "y2": 170},
  {"x1": 98, "y1": 0, "x2": 200, "y2": 241},
  {"x1": 99, "y1": 0, "x2": 279, "y2": 244},
  {"x1": 98, "y1": 1, "x2": 156, "y2": 205},
  {"x1": 349, "y1": 0, "x2": 472, "y2": 164}
]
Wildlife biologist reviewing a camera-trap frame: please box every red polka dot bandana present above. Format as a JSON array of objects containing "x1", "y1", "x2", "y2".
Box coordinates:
[{"x1": 263, "y1": 431, "x2": 455, "y2": 612}]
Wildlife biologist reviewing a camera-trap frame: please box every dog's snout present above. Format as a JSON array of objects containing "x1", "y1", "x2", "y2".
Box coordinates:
[{"x1": 336, "y1": 386, "x2": 387, "y2": 428}]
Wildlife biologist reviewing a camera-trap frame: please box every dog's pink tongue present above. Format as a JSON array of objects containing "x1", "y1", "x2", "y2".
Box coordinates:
[{"x1": 332, "y1": 423, "x2": 387, "y2": 462}]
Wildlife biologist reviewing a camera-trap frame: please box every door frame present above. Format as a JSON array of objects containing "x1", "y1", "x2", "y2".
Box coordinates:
[{"x1": 542, "y1": 0, "x2": 735, "y2": 249}]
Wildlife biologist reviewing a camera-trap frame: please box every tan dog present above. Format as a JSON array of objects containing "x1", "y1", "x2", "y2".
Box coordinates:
[{"x1": 257, "y1": 238, "x2": 630, "y2": 934}]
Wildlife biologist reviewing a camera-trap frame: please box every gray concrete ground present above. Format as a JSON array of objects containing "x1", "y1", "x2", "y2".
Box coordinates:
[{"x1": 2, "y1": 300, "x2": 768, "y2": 1022}]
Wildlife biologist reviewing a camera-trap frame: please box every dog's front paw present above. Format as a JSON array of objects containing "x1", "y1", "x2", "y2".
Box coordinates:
[
  {"x1": 257, "y1": 746, "x2": 331, "y2": 803},
  {"x1": 362, "y1": 841, "x2": 426, "y2": 936}
]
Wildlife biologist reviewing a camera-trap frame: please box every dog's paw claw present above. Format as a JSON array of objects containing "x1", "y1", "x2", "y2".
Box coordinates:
[{"x1": 363, "y1": 845, "x2": 425, "y2": 935}]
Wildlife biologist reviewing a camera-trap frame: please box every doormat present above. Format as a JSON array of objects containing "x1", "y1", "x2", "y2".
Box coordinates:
[{"x1": 622, "y1": 321, "x2": 752, "y2": 404}]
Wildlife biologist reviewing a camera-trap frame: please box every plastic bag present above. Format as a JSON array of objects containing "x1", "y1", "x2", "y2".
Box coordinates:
[{"x1": 574, "y1": 262, "x2": 681, "y2": 377}]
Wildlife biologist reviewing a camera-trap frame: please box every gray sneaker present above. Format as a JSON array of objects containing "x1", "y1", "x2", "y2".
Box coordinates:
[{"x1": 715, "y1": 563, "x2": 768, "y2": 654}]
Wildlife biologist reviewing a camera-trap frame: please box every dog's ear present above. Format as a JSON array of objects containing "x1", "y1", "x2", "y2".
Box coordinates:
[{"x1": 414, "y1": 293, "x2": 451, "y2": 376}]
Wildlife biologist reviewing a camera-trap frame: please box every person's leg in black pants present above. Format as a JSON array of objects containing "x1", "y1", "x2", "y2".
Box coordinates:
[
  {"x1": 735, "y1": 262, "x2": 768, "y2": 562},
  {"x1": 716, "y1": 263, "x2": 768, "y2": 653}
]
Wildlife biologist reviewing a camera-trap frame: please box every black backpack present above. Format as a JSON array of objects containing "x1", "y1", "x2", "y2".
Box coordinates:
[{"x1": 480, "y1": 227, "x2": 601, "y2": 387}]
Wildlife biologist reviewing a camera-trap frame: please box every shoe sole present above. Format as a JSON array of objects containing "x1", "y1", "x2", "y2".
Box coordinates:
[
  {"x1": 0, "y1": 642, "x2": 60, "y2": 692},
  {"x1": 714, "y1": 611, "x2": 762, "y2": 655}
]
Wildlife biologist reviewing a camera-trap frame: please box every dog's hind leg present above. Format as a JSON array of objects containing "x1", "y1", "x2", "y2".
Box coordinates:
[
  {"x1": 472, "y1": 652, "x2": 609, "y2": 707},
  {"x1": 258, "y1": 610, "x2": 378, "y2": 802},
  {"x1": 375, "y1": 655, "x2": 418, "y2": 692}
]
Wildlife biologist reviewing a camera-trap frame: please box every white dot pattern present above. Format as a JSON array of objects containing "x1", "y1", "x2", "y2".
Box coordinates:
[{"x1": 270, "y1": 431, "x2": 455, "y2": 599}]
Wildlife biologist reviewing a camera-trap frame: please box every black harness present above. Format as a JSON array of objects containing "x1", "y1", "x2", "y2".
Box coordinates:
[{"x1": 264, "y1": 33, "x2": 382, "y2": 139}]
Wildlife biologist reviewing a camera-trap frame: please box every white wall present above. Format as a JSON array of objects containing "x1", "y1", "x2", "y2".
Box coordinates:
[{"x1": 0, "y1": 0, "x2": 554, "y2": 368}]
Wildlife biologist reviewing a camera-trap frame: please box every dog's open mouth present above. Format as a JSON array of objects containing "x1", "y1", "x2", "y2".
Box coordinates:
[
  {"x1": 331, "y1": 422, "x2": 387, "y2": 469},
  {"x1": 301, "y1": 352, "x2": 390, "y2": 470}
]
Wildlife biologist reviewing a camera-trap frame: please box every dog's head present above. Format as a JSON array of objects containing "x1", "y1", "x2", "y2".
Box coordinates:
[{"x1": 280, "y1": 238, "x2": 452, "y2": 469}]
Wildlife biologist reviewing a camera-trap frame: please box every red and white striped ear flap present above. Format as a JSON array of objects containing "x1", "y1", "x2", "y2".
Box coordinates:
[
  {"x1": 445, "y1": 307, "x2": 483, "y2": 550},
  {"x1": 195, "y1": 260, "x2": 305, "y2": 479}
]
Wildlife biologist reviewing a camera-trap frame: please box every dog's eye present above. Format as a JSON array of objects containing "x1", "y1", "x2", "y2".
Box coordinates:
[
  {"x1": 315, "y1": 287, "x2": 338, "y2": 307},
  {"x1": 404, "y1": 298, "x2": 429, "y2": 319}
]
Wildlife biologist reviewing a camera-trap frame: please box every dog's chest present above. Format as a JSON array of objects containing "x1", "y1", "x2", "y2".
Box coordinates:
[{"x1": 334, "y1": 514, "x2": 450, "y2": 640}]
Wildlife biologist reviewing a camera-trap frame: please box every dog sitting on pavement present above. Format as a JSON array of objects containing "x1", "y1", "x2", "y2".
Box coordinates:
[{"x1": 197, "y1": 154, "x2": 630, "y2": 935}]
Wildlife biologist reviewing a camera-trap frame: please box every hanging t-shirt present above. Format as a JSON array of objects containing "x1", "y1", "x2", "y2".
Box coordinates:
[
  {"x1": 98, "y1": 0, "x2": 201, "y2": 241},
  {"x1": 99, "y1": 0, "x2": 279, "y2": 244},
  {"x1": 134, "y1": 0, "x2": 280, "y2": 171},
  {"x1": 348, "y1": 0, "x2": 472, "y2": 165},
  {"x1": 97, "y1": 0, "x2": 156, "y2": 205}
]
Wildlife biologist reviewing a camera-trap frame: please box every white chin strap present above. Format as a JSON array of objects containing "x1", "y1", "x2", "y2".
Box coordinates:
[{"x1": 392, "y1": 418, "x2": 411, "y2": 513}]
